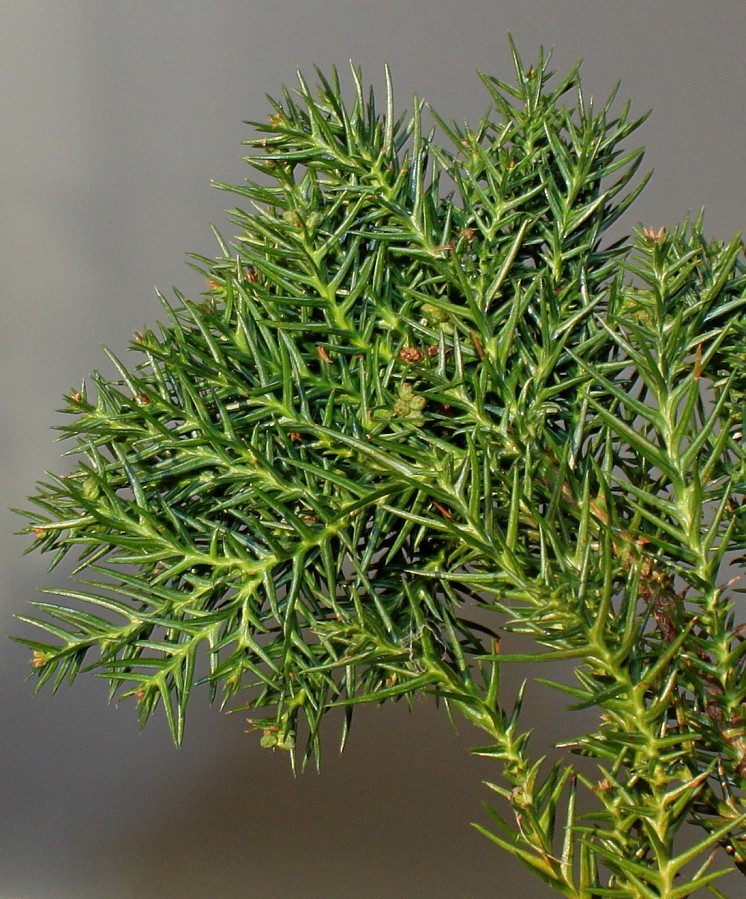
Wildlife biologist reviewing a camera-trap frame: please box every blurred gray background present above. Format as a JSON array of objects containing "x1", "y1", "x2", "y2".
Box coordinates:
[{"x1": 2, "y1": 2, "x2": 745, "y2": 897}]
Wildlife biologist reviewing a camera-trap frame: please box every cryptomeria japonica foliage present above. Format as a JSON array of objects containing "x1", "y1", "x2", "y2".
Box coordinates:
[{"x1": 16, "y1": 43, "x2": 746, "y2": 896}]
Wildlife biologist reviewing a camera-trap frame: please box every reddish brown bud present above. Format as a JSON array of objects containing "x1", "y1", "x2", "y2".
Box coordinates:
[
  {"x1": 693, "y1": 344, "x2": 703, "y2": 380},
  {"x1": 642, "y1": 226, "x2": 666, "y2": 243},
  {"x1": 399, "y1": 347, "x2": 424, "y2": 363},
  {"x1": 470, "y1": 332, "x2": 486, "y2": 360},
  {"x1": 433, "y1": 502, "x2": 455, "y2": 520}
]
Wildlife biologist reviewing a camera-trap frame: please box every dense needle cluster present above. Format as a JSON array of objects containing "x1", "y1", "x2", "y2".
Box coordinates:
[{"x1": 16, "y1": 44, "x2": 746, "y2": 895}]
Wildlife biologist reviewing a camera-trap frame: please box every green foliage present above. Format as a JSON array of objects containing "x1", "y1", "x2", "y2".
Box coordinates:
[{"x1": 16, "y1": 42, "x2": 746, "y2": 896}]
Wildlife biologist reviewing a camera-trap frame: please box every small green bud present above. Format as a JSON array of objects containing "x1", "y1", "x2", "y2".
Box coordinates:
[
  {"x1": 275, "y1": 731, "x2": 296, "y2": 752},
  {"x1": 393, "y1": 382, "x2": 427, "y2": 423},
  {"x1": 282, "y1": 209, "x2": 303, "y2": 227},
  {"x1": 421, "y1": 302, "x2": 450, "y2": 324},
  {"x1": 81, "y1": 476, "x2": 101, "y2": 500},
  {"x1": 260, "y1": 731, "x2": 278, "y2": 749}
]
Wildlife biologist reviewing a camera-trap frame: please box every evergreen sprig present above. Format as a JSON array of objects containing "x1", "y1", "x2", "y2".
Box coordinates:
[{"x1": 16, "y1": 42, "x2": 746, "y2": 895}]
